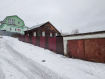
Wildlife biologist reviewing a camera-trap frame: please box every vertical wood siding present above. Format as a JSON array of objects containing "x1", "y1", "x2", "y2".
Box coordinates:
[
  {"x1": 49, "y1": 37, "x2": 56, "y2": 52},
  {"x1": 56, "y1": 37, "x2": 64, "y2": 55},
  {"x1": 29, "y1": 36, "x2": 32, "y2": 44},
  {"x1": 36, "y1": 37, "x2": 40, "y2": 46},
  {"x1": 23, "y1": 35, "x2": 25, "y2": 42},
  {"x1": 25, "y1": 35, "x2": 29, "y2": 43},
  {"x1": 32, "y1": 36, "x2": 36, "y2": 45},
  {"x1": 45, "y1": 37, "x2": 49, "y2": 49},
  {"x1": 21, "y1": 35, "x2": 24, "y2": 42},
  {"x1": 40, "y1": 37, "x2": 45, "y2": 48}
]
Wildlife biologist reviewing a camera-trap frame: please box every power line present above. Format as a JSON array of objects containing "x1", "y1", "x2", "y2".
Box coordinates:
[
  {"x1": 11, "y1": 0, "x2": 39, "y2": 27},
  {"x1": 0, "y1": 0, "x2": 18, "y2": 12},
  {"x1": 11, "y1": 0, "x2": 38, "y2": 14},
  {"x1": 0, "y1": 0, "x2": 42, "y2": 27},
  {"x1": 0, "y1": 0, "x2": 33, "y2": 19}
]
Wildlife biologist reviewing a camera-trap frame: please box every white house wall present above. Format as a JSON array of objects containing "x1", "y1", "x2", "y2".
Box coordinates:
[
  {"x1": 1, "y1": 24, "x2": 24, "y2": 34},
  {"x1": 63, "y1": 33, "x2": 105, "y2": 54}
]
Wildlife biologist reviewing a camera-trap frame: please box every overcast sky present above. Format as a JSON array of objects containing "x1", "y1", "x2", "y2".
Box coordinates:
[{"x1": 0, "y1": 0, "x2": 105, "y2": 33}]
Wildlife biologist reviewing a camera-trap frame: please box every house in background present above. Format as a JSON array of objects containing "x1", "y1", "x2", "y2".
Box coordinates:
[
  {"x1": 0, "y1": 15, "x2": 28, "y2": 35},
  {"x1": 25, "y1": 21, "x2": 61, "y2": 37}
]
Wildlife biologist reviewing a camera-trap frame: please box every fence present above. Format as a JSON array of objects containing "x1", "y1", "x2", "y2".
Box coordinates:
[
  {"x1": 19, "y1": 35, "x2": 105, "y2": 63},
  {"x1": 19, "y1": 35, "x2": 64, "y2": 55},
  {"x1": 18, "y1": 34, "x2": 105, "y2": 63},
  {"x1": 0, "y1": 30, "x2": 21, "y2": 37}
]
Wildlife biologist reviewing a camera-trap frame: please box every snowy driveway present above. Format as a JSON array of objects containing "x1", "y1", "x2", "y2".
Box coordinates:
[
  {"x1": 0, "y1": 37, "x2": 65, "y2": 79},
  {"x1": 0, "y1": 36, "x2": 105, "y2": 79}
]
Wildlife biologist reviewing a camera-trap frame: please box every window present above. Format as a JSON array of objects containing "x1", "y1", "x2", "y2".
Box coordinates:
[
  {"x1": 55, "y1": 33, "x2": 58, "y2": 36},
  {"x1": 13, "y1": 19, "x2": 15, "y2": 24},
  {"x1": 33, "y1": 32, "x2": 36, "y2": 36},
  {"x1": 8, "y1": 18, "x2": 11, "y2": 24},
  {"x1": 8, "y1": 19, "x2": 9, "y2": 24},
  {"x1": 10, "y1": 19, "x2": 12, "y2": 24},
  {"x1": 15, "y1": 28, "x2": 16, "y2": 31},
  {"x1": 50, "y1": 33, "x2": 52, "y2": 37},
  {"x1": 42, "y1": 31, "x2": 45, "y2": 37},
  {"x1": 12, "y1": 19, "x2": 14, "y2": 24},
  {"x1": 18, "y1": 21, "x2": 20, "y2": 24},
  {"x1": 8, "y1": 19, "x2": 15, "y2": 25}
]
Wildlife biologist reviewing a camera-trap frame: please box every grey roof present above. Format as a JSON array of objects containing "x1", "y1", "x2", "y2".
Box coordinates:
[{"x1": 29, "y1": 22, "x2": 47, "y2": 30}]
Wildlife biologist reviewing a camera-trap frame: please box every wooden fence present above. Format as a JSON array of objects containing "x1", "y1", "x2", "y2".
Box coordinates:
[
  {"x1": 19, "y1": 35, "x2": 64, "y2": 55},
  {"x1": 18, "y1": 35, "x2": 105, "y2": 63}
]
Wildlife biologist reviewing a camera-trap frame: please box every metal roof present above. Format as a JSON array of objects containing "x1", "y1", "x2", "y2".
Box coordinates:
[
  {"x1": 29, "y1": 22, "x2": 47, "y2": 30},
  {"x1": 63, "y1": 30, "x2": 105, "y2": 37}
]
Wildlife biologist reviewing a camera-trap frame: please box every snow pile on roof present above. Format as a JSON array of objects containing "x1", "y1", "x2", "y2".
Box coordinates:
[
  {"x1": 29, "y1": 22, "x2": 47, "y2": 30},
  {"x1": 0, "y1": 36, "x2": 105, "y2": 79}
]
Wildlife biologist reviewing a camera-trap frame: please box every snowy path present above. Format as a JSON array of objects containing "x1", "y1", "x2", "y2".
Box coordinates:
[
  {"x1": 0, "y1": 36, "x2": 105, "y2": 79},
  {"x1": 0, "y1": 38, "x2": 65, "y2": 79}
]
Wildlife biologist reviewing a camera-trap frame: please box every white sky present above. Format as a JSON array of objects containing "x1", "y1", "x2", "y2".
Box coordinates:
[{"x1": 0, "y1": 0, "x2": 105, "y2": 33}]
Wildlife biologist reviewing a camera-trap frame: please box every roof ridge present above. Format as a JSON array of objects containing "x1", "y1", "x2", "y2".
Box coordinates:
[{"x1": 29, "y1": 22, "x2": 48, "y2": 30}]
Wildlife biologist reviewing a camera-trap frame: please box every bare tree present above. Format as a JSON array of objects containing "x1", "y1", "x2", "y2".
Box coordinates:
[
  {"x1": 71, "y1": 29, "x2": 79, "y2": 34},
  {"x1": 60, "y1": 30, "x2": 70, "y2": 36},
  {"x1": 60, "y1": 29, "x2": 79, "y2": 36}
]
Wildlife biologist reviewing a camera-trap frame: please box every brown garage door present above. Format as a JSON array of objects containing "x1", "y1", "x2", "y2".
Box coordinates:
[
  {"x1": 68, "y1": 40, "x2": 85, "y2": 60},
  {"x1": 85, "y1": 38, "x2": 105, "y2": 62}
]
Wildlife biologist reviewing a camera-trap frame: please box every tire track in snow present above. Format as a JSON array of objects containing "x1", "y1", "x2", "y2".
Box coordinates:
[
  {"x1": 0, "y1": 55, "x2": 41, "y2": 79},
  {"x1": 4, "y1": 42, "x2": 65, "y2": 79},
  {"x1": 0, "y1": 61, "x2": 5, "y2": 79},
  {"x1": 0, "y1": 40, "x2": 6, "y2": 79}
]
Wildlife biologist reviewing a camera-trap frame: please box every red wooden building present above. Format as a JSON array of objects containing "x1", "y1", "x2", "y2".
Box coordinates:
[
  {"x1": 25, "y1": 22, "x2": 61, "y2": 37},
  {"x1": 24, "y1": 22, "x2": 64, "y2": 55}
]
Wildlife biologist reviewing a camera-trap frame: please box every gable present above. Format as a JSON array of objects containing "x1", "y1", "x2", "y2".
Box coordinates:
[
  {"x1": 41, "y1": 22, "x2": 60, "y2": 33},
  {"x1": 3, "y1": 15, "x2": 25, "y2": 27}
]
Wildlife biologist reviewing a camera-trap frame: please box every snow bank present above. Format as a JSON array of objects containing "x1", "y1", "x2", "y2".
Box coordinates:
[{"x1": 0, "y1": 36, "x2": 105, "y2": 79}]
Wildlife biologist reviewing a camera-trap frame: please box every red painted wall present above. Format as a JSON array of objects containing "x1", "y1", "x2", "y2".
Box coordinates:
[
  {"x1": 23, "y1": 35, "x2": 25, "y2": 42},
  {"x1": 29, "y1": 36, "x2": 32, "y2": 44},
  {"x1": 21, "y1": 35, "x2": 23, "y2": 41},
  {"x1": 49, "y1": 37, "x2": 56, "y2": 52},
  {"x1": 25, "y1": 35, "x2": 29, "y2": 43},
  {"x1": 40, "y1": 37, "x2": 45, "y2": 48},
  {"x1": 36, "y1": 37, "x2": 40, "y2": 46},
  {"x1": 45, "y1": 37, "x2": 49, "y2": 49},
  {"x1": 32, "y1": 36, "x2": 36, "y2": 45}
]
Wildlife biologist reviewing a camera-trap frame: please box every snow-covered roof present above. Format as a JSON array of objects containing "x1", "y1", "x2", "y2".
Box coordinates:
[{"x1": 29, "y1": 22, "x2": 47, "y2": 30}]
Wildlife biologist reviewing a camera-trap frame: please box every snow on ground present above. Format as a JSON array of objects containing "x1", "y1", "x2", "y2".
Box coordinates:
[{"x1": 0, "y1": 36, "x2": 105, "y2": 79}]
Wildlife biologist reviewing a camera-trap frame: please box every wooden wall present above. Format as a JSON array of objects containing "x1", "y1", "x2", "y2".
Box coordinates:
[
  {"x1": 25, "y1": 27, "x2": 61, "y2": 37},
  {"x1": 20, "y1": 35, "x2": 64, "y2": 55}
]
